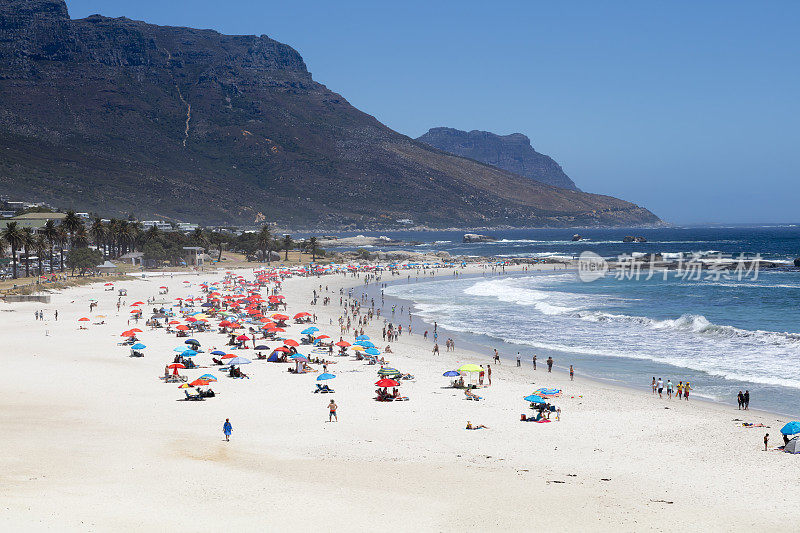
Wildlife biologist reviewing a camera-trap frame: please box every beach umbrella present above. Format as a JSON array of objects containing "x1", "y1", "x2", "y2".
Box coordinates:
[
  {"x1": 290, "y1": 354, "x2": 309, "y2": 362},
  {"x1": 356, "y1": 340, "x2": 375, "y2": 348},
  {"x1": 168, "y1": 320, "x2": 181, "y2": 325},
  {"x1": 356, "y1": 335, "x2": 370, "y2": 341},
  {"x1": 335, "y1": 341, "x2": 351, "y2": 347},
  {"x1": 221, "y1": 354, "x2": 237, "y2": 359},
  {"x1": 375, "y1": 378, "x2": 400, "y2": 387},
  {"x1": 168, "y1": 363, "x2": 186, "y2": 369},
  {"x1": 301, "y1": 327, "x2": 319, "y2": 335},
  {"x1": 227, "y1": 357, "x2": 251, "y2": 365},
  {"x1": 210, "y1": 350, "x2": 226, "y2": 356},
  {"x1": 130, "y1": 328, "x2": 143, "y2": 333},
  {"x1": 458, "y1": 364, "x2": 482, "y2": 373},
  {"x1": 198, "y1": 374, "x2": 217, "y2": 381},
  {"x1": 316, "y1": 334, "x2": 330, "y2": 340},
  {"x1": 190, "y1": 379, "x2": 210, "y2": 387},
  {"x1": 185, "y1": 339, "x2": 200, "y2": 345},
  {"x1": 780, "y1": 421, "x2": 800, "y2": 435},
  {"x1": 78, "y1": 317, "x2": 89, "y2": 322},
  {"x1": 442, "y1": 370, "x2": 459, "y2": 377},
  {"x1": 317, "y1": 373, "x2": 336, "y2": 381},
  {"x1": 524, "y1": 395, "x2": 546, "y2": 404},
  {"x1": 131, "y1": 343, "x2": 146, "y2": 350},
  {"x1": 236, "y1": 335, "x2": 251, "y2": 341},
  {"x1": 283, "y1": 339, "x2": 299, "y2": 347},
  {"x1": 351, "y1": 345, "x2": 365, "y2": 351},
  {"x1": 365, "y1": 347, "x2": 381, "y2": 356},
  {"x1": 273, "y1": 347, "x2": 290, "y2": 353},
  {"x1": 181, "y1": 349, "x2": 198, "y2": 357},
  {"x1": 377, "y1": 367, "x2": 400, "y2": 376}
]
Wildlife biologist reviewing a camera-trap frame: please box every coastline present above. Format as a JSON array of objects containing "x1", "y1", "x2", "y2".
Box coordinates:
[
  {"x1": 1, "y1": 265, "x2": 797, "y2": 531},
  {"x1": 364, "y1": 267, "x2": 796, "y2": 419}
]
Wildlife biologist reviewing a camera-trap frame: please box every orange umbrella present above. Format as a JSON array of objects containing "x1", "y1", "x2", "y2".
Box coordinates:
[
  {"x1": 175, "y1": 325, "x2": 189, "y2": 331},
  {"x1": 189, "y1": 379, "x2": 210, "y2": 387},
  {"x1": 78, "y1": 317, "x2": 89, "y2": 322},
  {"x1": 335, "y1": 341, "x2": 351, "y2": 347}
]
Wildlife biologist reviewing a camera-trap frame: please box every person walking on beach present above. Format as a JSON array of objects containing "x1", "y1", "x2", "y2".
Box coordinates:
[
  {"x1": 764, "y1": 433, "x2": 769, "y2": 451},
  {"x1": 54, "y1": 309, "x2": 58, "y2": 321},
  {"x1": 666, "y1": 379, "x2": 673, "y2": 399},
  {"x1": 569, "y1": 365, "x2": 574, "y2": 381},
  {"x1": 684, "y1": 382, "x2": 692, "y2": 400},
  {"x1": 223, "y1": 419, "x2": 232, "y2": 442},
  {"x1": 516, "y1": 353, "x2": 521, "y2": 367},
  {"x1": 479, "y1": 365, "x2": 484, "y2": 386},
  {"x1": 676, "y1": 381, "x2": 683, "y2": 399},
  {"x1": 737, "y1": 391, "x2": 744, "y2": 409},
  {"x1": 493, "y1": 349, "x2": 500, "y2": 364},
  {"x1": 487, "y1": 365, "x2": 492, "y2": 385},
  {"x1": 433, "y1": 343, "x2": 439, "y2": 356},
  {"x1": 532, "y1": 355, "x2": 536, "y2": 370},
  {"x1": 657, "y1": 378, "x2": 663, "y2": 398},
  {"x1": 546, "y1": 356, "x2": 553, "y2": 373},
  {"x1": 652, "y1": 377, "x2": 656, "y2": 394},
  {"x1": 744, "y1": 390, "x2": 750, "y2": 410},
  {"x1": 329, "y1": 399, "x2": 338, "y2": 422}
]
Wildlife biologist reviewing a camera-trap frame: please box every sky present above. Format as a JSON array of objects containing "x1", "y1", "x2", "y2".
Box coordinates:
[{"x1": 65, "y1": 0, "x2": 799, "y2": 224}]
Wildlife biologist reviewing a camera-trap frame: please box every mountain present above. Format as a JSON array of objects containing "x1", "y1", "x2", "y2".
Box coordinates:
[
  {"x1": 417, "y1": 127, "x2": 578, "y2": 190},
  {"x1": 0, "y1": 0, "x2": 661, "y2": 228}
]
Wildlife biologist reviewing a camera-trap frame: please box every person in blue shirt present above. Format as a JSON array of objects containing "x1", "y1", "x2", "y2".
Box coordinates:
[{"x1": 223, "y1": 418, "x2": 232, "y2": 441}]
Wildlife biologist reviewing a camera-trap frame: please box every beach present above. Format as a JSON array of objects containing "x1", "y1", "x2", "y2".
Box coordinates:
[{"x1": 1, "y1": 265, "x2": 797, "y2": 531}]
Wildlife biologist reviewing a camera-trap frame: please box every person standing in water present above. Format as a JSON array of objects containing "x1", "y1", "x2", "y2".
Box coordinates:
[
  {"x1": 569, "y1": 365, "x2": 574, "y2": 381},
  {"x1": 223, "y1": 419, "x2": 232, "y2": 442},
  {"x1": 546, "y1": 356, "x2": 553, "y2": 373}
]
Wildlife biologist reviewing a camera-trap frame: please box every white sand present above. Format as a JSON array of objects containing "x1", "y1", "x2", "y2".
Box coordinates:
[{"x1": 0, "y1": 266, "x2": 797, "y2": 531}]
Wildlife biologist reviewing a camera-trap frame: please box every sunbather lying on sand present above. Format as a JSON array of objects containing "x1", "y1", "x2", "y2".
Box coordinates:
[
  {"x1": 466, "y1": 421, "x2": 488, "y2": 430},
  {"x1": 465, "y1": 389, "x2": 482, "y2": 400}
]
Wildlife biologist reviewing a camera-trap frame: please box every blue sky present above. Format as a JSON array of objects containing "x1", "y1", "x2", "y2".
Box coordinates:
[{"x1": 65, "y1": 0, "x2": 799, "y2": 224}]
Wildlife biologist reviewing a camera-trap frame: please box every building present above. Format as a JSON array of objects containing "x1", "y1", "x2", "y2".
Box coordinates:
[
  {"x1": 182, "y1": 246, "x2": 206, "y2": 266},
  {"x1": 2, "y1": 212, "x2": 67, "y2": 230},
  {"x1": 175, "y1": 222, "x2": 199, "y2": 232},
  {"x1": 141, "y1": 220, "x2": 173, "y2": 231}
]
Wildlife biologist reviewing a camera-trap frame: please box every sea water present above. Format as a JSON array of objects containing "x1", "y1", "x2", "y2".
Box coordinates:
[{"x1": 370, "y1": 226, "x2": 800, "y2": 416}]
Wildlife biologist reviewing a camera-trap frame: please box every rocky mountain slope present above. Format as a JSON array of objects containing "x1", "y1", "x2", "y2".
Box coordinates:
[
  {"x1": 0, "y1": 0, "x2": 661, "y2": 227},
  {"x1": 417, "y1": 127, "x2": 578, "y2": 190}
]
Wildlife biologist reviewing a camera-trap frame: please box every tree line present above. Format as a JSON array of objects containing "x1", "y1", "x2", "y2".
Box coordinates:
[{"x1": 1, "y1": 211, "x2": 323, "y2": 278}]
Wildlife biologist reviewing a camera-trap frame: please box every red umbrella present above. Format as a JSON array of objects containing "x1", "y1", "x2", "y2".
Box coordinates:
[
  {"x1": 129, "y1": 309, "x2": 140, "y2": 314},
  {"x1": 271, "y1": 314, "x2": 289, "y2": 321},
  {"x1": 283, "y1": 339, "x2": 299, "y2": 347},
  {"x1": 131, "y1": 301, "x2": 144, "y2": 306},
  {"x1": 130, "y1": 328, "x2": 143, "y2": 333},
  {"x1": 273, "y1": 347, "x2": 290, "y2": 353},
  {"x1": 236, "y1": 335, "x2": 251, "y2": 341},
  {"x1": 168, "y1": 363, "x2": 185, "y2": 369},
  {"x1": 189, "y1": 379, "x2": 210, "y2": 387},
  {"x1": 78, "y1": 317, "x2": 89, "y2": 322},
  {"x1": 175, "y1": 325, "x2": 189, "y2": 331},
  {"x1": 168, "y1": 320, "x2": 181, "y2": 325},
  {"x1": 221, "y1": 354, "x2": 237, "y2": 359},
  {"x1": 316, "y1": 335, "x2": 330, "y2": 340},
  {"x1": 375, "y1": 379, "x2": 400, "y2": 387},
  {"x1": 294, "y1": 312, "x2": 311, "y2": 319},
  {"x1": 335, "y1": 341, "x2": 351, "y2": 347}
]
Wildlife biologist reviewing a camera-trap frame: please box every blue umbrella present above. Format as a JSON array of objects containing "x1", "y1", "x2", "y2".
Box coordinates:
[
  {"x1": 301, "y1": 327, "x2": 319, "y2": 335},
  {"x1": 199, "y1": 373, "x2": 218, "y2": 381},
  {"x1": 442, "y1": 370, "x2": 459, "y2": 377},
  {"x1": 356, "y1": 340, "x2": 375, "y2": 348},
  {"x1": 201, "y1": 302, "x2": 214, "y2": 307},
  {"x1": 185, "y1": 338, "x2": 200, "y2": 345},
  {"x1": 317, "y1": 373, "x2": 336, "y2": 381},
  {"x1": 181, "y1": 349, "x2": 198, "y2": 357},
  {"x1": 524, "y1": 395, "x2": 546, "y2": 404},
  {"x1": 131, "y1": 343, "x2": 146, "y2": 350},
  {"x1": 211, "y1": 350, "x2": 226, "y2": 356},
  {"x1": 254, "y1": 345, "x2": 269, "y2": 350},
  {"x1": 364, "y1": 347, "x2": 381, "y2": 356},
  {"x1": 227, "y1": 356, "x2": 251, "y2": 365},
  {"x1": 781, "y1": 421, "x2": 800, "y2": 435},
  {"x1": 290, "y1": 354, "x2": 309, "y2": 361},
  {"x1": 356, "y1": 335, "x2": 370, "y2": 341}
]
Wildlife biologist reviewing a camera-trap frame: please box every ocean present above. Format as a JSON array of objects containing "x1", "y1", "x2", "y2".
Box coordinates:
[{"x1": 353, "y1": 226, "x2": 800, "y2": 416}]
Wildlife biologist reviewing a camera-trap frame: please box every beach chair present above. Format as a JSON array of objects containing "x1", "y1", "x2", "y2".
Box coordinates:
[{"x1": 184, "y1": 390, "x2": 204, "y2": 401}]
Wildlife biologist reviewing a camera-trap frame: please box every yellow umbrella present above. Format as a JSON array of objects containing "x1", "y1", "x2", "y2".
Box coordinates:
[
  {"x1": 458, "y1": 364, "x2": 482, "y2": 373},
  {"x1": 352, "y1": 345, "x2": 365, "y2": 351}
]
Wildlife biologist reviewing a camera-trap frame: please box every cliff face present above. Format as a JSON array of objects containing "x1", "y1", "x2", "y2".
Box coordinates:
[
  {"x1": 0, "y1": 0, "x2": 661, "y2": 227},
  {"x1": 417, "y1": 127, "x2": 578, "y2": 190}
]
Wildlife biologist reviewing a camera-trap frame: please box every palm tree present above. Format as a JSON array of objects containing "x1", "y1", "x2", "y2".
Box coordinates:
[
  {"x1": 257, "y1": 224, "x2": 272, "y2": 264},
  {"x1": 282, "y1": 234, "x2": 293, "y2": 262},
  {"x1": 41, "y1": 220, "x2": 58, "y2": 273},
  {"x1": 33, "y1": 234, "x2": 47, "y2": 276},
  {"x1": 118, "y1": 220, "x2": 131, "y2": 256},
  {"x1": 1, "y1": 222, "x2": 25, "y2": 278},
  {"x1": 208, "y1": 231, "x2": 226, "y2": 261},
  {"x1": 106, "y1": 219, "x2": 120, "y2": 258},
  {"x1": 61, "y1": 210, "x2": 82, "y2": 245},
  {"x1": 308, "y1": 236, "x2": 320, "y2": 262},
  {"x1": 191, "y1": 227, "x2": 209, "y2": 251},
  {"x1": 73, "y1": 225, "x2": 89, "y2": 248},
  {"x1": 56, "y1": 225, "x2": 67, "y2": 272},
  {"x1": 89, "y1": 217, "x2": 107, "y2": 259},
  {"x1": 21, "y1": 227, "x2": 34, "y2": 277},
  {"x1": 144, "y1": 225, "x2": 160, "y2": 243}
]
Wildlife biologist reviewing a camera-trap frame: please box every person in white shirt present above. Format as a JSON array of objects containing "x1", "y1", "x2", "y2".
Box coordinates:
[
  {"x1": 657, "y1": 378, "x2": 664, "y2": 398},
  {"x1": 666, "y1": 379, "x2": 673, "y2": 399}
]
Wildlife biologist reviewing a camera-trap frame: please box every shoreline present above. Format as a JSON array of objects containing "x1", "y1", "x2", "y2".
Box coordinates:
[{"x1": 354, "y1": 266, "x2": 796, "y2": 420}]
